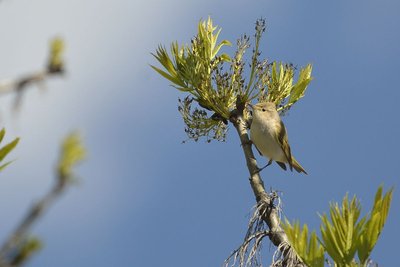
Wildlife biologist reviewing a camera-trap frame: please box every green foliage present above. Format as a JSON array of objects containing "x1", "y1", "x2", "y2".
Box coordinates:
[
  {"x1": 0, "y1": 128, "x2": 20, "y2": 171},
  {"x1": 264, "y1": 62, "x2": 313, "y2": 112},
  {"x1": 152, "y1": 17, "x2": 313, "y2": 142},
  {"x1": 47, "y1": 37, "x2": 65, "y2": 73},
  {"x1": 284, "y1": 186, "x2": 393, "y2": 266},
  {"x1": 282, "y1": 220, "x2": 325, "y2": 267},
  {"x1": 357, "y1": 186, "x2": 393, "y2": 265},
  {"x1": 320, "y1": 194, "x2": 365, "y2": 266},
  {"x1": 151, "y1": 18, "x2": 233, "y2": 115},
  {"x1": 57, "y1": 132, "x2": 86, "y2": 183},
  {"x1": 151, "y1": 17, "x2": 233, "y2": 142}
]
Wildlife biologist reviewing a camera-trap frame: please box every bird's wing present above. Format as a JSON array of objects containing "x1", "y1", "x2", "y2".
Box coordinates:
[
  {"x1": 276, "y1": 161, "x2": 287, "y2": 170},
  {"x1": 276, "y1": 120, "x2": 293, "y2": 171}
]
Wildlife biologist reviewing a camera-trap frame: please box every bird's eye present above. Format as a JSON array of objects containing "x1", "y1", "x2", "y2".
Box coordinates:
[{"x1": 262, "y1": 108, "x2": 266, "y2": 112}]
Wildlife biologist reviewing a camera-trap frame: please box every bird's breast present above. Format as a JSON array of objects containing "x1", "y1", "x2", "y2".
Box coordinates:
[{"x1": 250, "y1": 118, "x2": 286, "y2": 162}]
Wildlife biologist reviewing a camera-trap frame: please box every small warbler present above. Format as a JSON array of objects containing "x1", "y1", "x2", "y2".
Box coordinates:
[{"x1": 249, "y1": 102, "x2": 307, "y2": 174}]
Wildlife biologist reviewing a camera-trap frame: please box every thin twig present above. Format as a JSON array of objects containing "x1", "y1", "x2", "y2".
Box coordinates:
[
  {"x1": 0, "y1": 178, "x2": 67, "y2": 266},
  {"x1": 0, "y1": 68, "x2": 63, "y2": 110}
]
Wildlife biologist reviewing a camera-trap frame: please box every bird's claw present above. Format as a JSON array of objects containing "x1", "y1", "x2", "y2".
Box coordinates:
[{"x1": 251, "y1": 160, "x2": 273, "y2": 176}]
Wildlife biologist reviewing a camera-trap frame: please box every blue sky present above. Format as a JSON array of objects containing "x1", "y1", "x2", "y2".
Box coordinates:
[{"x1": 0, "y1": 0, "x2": 399, "y2": 266}]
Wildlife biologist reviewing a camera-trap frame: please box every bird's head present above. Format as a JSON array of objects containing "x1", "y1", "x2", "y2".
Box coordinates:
[{"x1": 249, "y1": 102, "x2": 277, "y2": 118}]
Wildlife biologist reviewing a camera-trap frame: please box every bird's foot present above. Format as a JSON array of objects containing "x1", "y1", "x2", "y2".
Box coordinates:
[{"x1": 251, "y1": 160, "x2": 273, "y2": 176}]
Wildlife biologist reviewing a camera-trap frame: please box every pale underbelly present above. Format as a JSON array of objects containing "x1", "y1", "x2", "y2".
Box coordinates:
[{"x1": 251, "y1": 127, "x2": 287, "y2": 163}]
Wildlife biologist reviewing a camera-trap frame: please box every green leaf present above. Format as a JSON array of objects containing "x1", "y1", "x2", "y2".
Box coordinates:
[
  {"x1": 0, "y1": 128, "x2": 5, "y2": 143},
  {"x1": 57, "y1": 132, "x2": 86, "y2": 183},
  {"x1": 357, "y1": 186, "x2": 393, "y2": 264},
  {"x1": 285, "y1": 64, "x2": 313, "y2": 109},
  {"x1": 0, "y1": 137, "x2": 20, "y2": 173},
  {"x1": 0, "y1": 137, "x2": 19, "y2": 162},
  {"x1": 219, "y1": 53, "x2": 231, "y2": 62},
  {"x1": 150, "y1": 65, "x2": 190, "y2": 91},
  {"x1": 267, "y1": 62, "x2": 295, "y2": 105},
  {"x1": 283, "y1": 219, "x2": 325, "y2": 267},
  {"x1": 320, "y1": 214, "x2": 343, "y2": 261},
  {"x1": 0, "y1": 160, "x2": 15, "y2": 172},
  {"x1": 320, "y1": 193, "x2": 364, "y2": 265},
  {"x1": 152, "y1": 45, "x2": 178, "y2": 76},
  {"x1": 48, "y1": 37, "x2": 65, "y2": 72},
  {"x1": 0, "y1": 129, "x2": 19, "y2": 172}
]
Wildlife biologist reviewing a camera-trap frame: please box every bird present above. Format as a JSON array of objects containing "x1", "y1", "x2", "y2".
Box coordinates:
[{"x1": 249, "y1": 102, "x2": 307, "y2": 174}]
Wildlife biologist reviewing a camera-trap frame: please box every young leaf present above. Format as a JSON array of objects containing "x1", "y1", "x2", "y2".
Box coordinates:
[
  {"x1": 283, "y1": 219, "x2": 325, "y2": 267},
  {"x1": 0, "y1": 128, "x2": 5, "y2": 143},
  {"x1": 288, "y1": 64, "x2": 313, "y2": 105},
  {"x1": 357, "y1": 186, "x2": 393, "y2": 264},
  {"x1": 0, "y1": 130, "x2": 20, "y2": 172},
  {"x1": 48, "y1": 37, "x2": 65, "y2": 72},
  {"x1": 0, "y1": 138, "x2": 19, "y2": 162},
  {"x1": 57, "y1": 132, "x2": 86, "y2": 183},
  {"x1": 320, "y1": 194, "x2": 364, "y2": 265}
]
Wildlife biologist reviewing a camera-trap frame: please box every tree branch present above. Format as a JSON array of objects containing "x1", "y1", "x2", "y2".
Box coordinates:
[
  {"x1": 0, "y1": 68, "x2": 63, "y2": 110},
  {"x1": 229, "y1": 105, "x2": 305, "y2": 267},
  {"x1": 0, "y1": 132, "x2": 84, "y2": 267},
  {"x1": 0, "y1": 178, "x2": 67, "y2": 267},
  {"x1": 0, "y1": 37, "x2": 65, "y2": 111}
]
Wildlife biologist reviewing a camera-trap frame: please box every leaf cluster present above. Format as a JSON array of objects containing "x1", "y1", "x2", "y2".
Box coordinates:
[
  {"x1": 151, "y1": 17, "x2": 313, "y2": 142},
  {"x1": 265, "y1": 62, "x2": 313, "y2": 113},
  {"x1": 354, "y1": 186, "x2": 393, "y2": 264},
  {"x1": 283, "y1": 220, "x2": 325, "y2": 267},
  {"x1": 283, "y1": 186, "x2": 393, "y2": 266}
]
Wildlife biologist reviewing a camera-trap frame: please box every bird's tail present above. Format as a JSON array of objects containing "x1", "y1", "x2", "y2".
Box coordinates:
[{"x1": 292, "y1": 157, "x2": 307, "y2": 174}]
